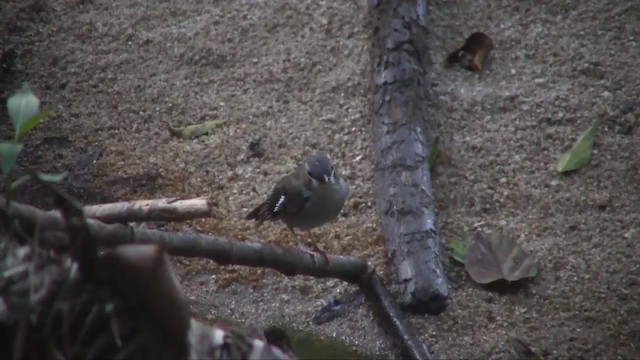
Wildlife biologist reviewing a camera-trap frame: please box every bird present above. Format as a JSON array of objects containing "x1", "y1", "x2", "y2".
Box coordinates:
[{"x1": 245, "y1": 152, "x2": 349, "y2": 245}]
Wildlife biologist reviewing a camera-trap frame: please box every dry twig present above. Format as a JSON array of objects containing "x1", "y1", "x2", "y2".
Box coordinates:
[{"x1": 71, "y1": 196, "x2": 219, "y2": 224}]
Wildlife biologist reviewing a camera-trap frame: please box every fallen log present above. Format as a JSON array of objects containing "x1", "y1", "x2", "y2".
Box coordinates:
[{"x1": 369, "y1": 0, "x2": 449, "y2": 314}]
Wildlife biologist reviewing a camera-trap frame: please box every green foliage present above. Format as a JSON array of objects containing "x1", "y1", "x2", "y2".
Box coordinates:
[
  {"x1": 7, "y1": 84, "x2": 47, "y2": 141},
  {"x1": 556, "y1": 121, "x2": 598, "y2": 174},
  {"x1": 0, "y1": 142, "x2": 23, "y2": 177},
  {"x1": 168, "y1": 119, "x2": 226, "y2": 139},
  {"x1": 16, "y1": 111, "x2": 48, "y2": 140},
  {"x1": 2, "y1": 83, "x2": 66, "y2": 188},
  {"x1": 275, "y1": 325, "x2": 366, "y2": 359},
  {"x1": 444, "y1": 239, "x2": 469, "y2": 264},
  {"x1": 36, "y1": 171, "x2": 68, "y2": 183},
  {"x1": 10, "y1": 174, "x2": 32, "y2": 189},
  {"x1": 10, "y1": 171, "x2": 68, "y2": 190}
]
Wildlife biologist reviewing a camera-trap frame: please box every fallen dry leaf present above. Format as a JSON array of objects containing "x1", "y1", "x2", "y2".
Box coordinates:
[
  {"x1": 446, "y1": 32, "x2": 494, "y2": 72},
  {"x1": 464, "y1": 231, "x2": 538, "y2": 284}
]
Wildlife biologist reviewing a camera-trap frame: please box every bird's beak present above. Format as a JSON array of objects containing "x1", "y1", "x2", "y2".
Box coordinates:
[{"x1": 322, "y1": 175, "x2": 330, "y2": 184}]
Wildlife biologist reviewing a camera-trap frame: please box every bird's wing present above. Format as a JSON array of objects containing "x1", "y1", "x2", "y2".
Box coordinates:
[
  {"x1": 268, "y1": 172, "x2": 311, "y2": 216},
  {"x1": 245, "y1": 170, "x2": 311, "y2": 222}
]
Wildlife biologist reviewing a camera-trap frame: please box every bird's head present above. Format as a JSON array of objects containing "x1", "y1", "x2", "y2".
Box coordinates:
[{"x1": 304, "y1": 152, "x2": 336, "y2": 185}]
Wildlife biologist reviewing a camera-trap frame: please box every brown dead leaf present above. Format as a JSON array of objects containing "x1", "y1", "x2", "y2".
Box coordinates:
[
  {"x1": 446, "y1": 32, "x2": 494, "y2": 72},
  {"x1": 464, "y1": 231, "x2": 538, "y2": 284}
]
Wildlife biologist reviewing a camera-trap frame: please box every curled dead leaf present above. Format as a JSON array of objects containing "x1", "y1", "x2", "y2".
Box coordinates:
[
  {"x1": 446, "y1": 32, "x2": 494, "y2": 72},
  {"x1": 464, "y1": 231, "x2": 538, "y2": 284}
]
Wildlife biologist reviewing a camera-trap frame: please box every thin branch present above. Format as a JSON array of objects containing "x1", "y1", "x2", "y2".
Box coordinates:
[
  {"x1": 70, "y1": 197, "x2": 220, "y2": 224},
  {"x1": 359, "y1": 272, "x2": 433, "y2": 360}
]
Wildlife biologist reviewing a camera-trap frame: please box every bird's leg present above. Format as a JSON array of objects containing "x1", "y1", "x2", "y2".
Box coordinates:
[
  {"x1": 306, "y1": 230, "x2": 329, "y2": 265},
  {"x1": 287, "y1": 225, "x2": 298, "y2": 240},
  {"x1": 288, "y1": 226, "x2": 320, "y2": 260},
  {"x1": 291, "y1": 229, "x2": 328, "y2": 265},
  {"x1": 291, "y1": 226, "x2": 314, "y2": 255},
  {"x1": 305, "y1": 230, "x2": 320, "y2": 251}
]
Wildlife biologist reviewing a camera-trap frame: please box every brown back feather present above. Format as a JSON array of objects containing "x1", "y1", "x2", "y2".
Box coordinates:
[
  {"x1": 246, "y1": 201, "x2": 275, "y2": 224},
  {"x1": 245, "y1": 165, "x2": 310, "y2": 225}
]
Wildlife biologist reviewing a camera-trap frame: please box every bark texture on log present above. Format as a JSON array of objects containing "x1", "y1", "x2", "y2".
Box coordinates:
[{"x1": 369, "y1": 0, "x2": 449, "y2": 314}]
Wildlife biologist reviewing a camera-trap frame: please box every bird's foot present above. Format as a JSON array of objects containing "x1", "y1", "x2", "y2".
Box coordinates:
[{"x1": 299, "y1": 240, "x2": 329, "y2": 266}]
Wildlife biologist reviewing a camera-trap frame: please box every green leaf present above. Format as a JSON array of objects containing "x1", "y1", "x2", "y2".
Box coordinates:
[
  {"x1": 556, "y1": 122, "x2": 598, "y2": 174},
  {"x1": 7, "y1": 84, "x2": 40, "y2": 139},
  {"x1": 168, "y1": 119, "x2": 226, "y2": 139},
  {"x1": 11, "y1": 174, "x2": 32, "y2": 189},
  {"x1": 445, "y1": 239, "x2": 469, "y2": 264},
  {"x1": 15, "y1": 111, "x2": 48, "y2": 140},
  {"x1": 36, "y1": 171, "x2": 68, "y2": 183},
  {"x1": 0, "y1": 142, "x2": 23, "y2": 176},
  {"x1": 8, "y1": 172, "x2": 67, "y2": 189}
]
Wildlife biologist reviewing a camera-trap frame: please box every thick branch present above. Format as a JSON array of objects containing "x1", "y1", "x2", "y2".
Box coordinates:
[
  {"x1": 1, "y1": 197, "x2": 367, "y2": 283},
  {"x1": 369, "y1": 0, "x2": 449, "y2": 314},
  {"x1": 75, "y1": 197, "x2": 219, "y2": 224}
]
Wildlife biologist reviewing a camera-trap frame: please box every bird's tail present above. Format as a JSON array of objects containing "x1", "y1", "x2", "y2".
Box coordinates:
[{"x1": 245, "y1": 201, "x2": 277, "y2": 224}]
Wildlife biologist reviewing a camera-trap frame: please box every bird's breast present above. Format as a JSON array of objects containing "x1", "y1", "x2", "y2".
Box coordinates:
[{"x1": 285, "y1": 178, "x2": 349, "y2": 231}]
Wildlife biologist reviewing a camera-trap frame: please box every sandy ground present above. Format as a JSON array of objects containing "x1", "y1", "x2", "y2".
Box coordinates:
[{"x1": 2, "y1": 0, "x2": 639, "y2": 358}]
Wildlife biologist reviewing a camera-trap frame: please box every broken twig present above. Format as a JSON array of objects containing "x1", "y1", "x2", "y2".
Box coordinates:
[{"x1": 71, "y1": 196, "x2": 219, "y2": 224}]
